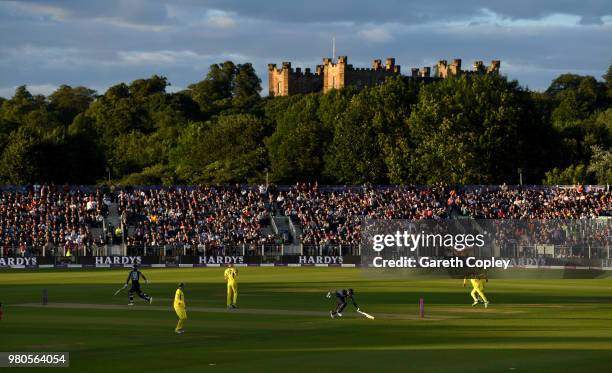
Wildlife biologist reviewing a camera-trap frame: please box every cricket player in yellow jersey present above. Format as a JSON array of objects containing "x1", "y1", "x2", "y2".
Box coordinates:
[
  {"x1": 463, "y1": 272, "x2": 489, "y2": 308},
  {"x1": 174, "y1": 283, "x2": 187, "y2": 334},
  {"x1": 477, "y1": 272, "x2": 488, "y2": 303},
  {"x1": 224, "y1": 263, "x2": 238, "y2": 309}
]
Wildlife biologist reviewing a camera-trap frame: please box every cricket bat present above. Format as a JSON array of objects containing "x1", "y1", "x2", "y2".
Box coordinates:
[
  {"x1": 114, "y1": 284, "x2": 127, "y2": 296},
  {"x1": 357, "y1": 309, "x2": 375, "y2": 320}
]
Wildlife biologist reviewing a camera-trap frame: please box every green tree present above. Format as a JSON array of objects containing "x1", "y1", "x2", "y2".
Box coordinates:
[
  {"x1": 48, "y1": 85, "x2": 97, "y2": 125},
  {"x1": 266, "y1": 95, "x2": 329, "y2": 182},
  {"x1": 128, "y1": 75, "x2": 168, "y2": 101},
  {"x1": 324, "y1": 77, "x2": 418, "y2": 184},
  {"x1": 543, "y1": 164, "x2": 590, "y2": 185},
  {"x1": 603, "y1": 62, "x2": 612, "y2": 96},
  {"x1": 172, "y1": 114, "x2": 268, "y2": 183},
  {"x1": 0, "y1": 127, "x2": 42, "y2": 183},
  {"x1": 233, "y1": 63, "x2": 261, "y2": 108},
  {"x1": 188, "y1": 61, "x2": 237, "y2": 115},
  {"x1": 587, "y1": 145, "x2": 612, "y2": 184},
  {"x1": 1, "y1": 86, "x2": 45, "y2": 124},
  {"x1": 408, "y1": 75, "x2": 538, "y2": 184},
  {"x1": 548, "y1": 74, "x2": 607, "y2": 125}
]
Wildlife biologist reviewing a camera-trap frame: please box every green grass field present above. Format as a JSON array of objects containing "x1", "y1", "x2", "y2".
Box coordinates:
[{"x1": 1, "y1": 267, "x2": 612, "y2": 372}]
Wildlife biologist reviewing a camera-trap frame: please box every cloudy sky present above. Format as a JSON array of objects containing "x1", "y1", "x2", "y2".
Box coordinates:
[{"x1": 0, "y1": 0, "x2": 611, "y2": 98}]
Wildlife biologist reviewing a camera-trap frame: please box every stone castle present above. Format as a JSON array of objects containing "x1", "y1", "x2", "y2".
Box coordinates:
[{"x1": 268, "y1": 56, "x2": 500, "y2": 96}]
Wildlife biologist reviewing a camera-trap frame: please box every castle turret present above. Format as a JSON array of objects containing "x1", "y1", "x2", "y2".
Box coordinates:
[
  {"x1": 472, "y1": 60, "x2": 485, "y2": 74},
  {"x1": 385, "y1": 58, "x2": 394, "y2": 70},
  {"x1": 372, "y1": 59, "x2": 382, "y2": 71},
  {"x1": 487, "y1": 60, "x2": 501, "y2": 74}
]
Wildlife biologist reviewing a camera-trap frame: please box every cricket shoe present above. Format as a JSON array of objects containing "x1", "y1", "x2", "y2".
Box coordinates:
[
  {"x1": 175, "y1": 329, "x2": 184, "y2": 334},
  {"x1": 230, "y1": 304, "x2": 237, "y2": 309},
  {"x1": 329, "y1": 311, "x2": 335, "y2": 319},
  {"x1": 149, "y1": 297, "x2": 153, "y2": 304},
  {"x1": 337, "y1": 313, "x2": 342, "y2": 317},
  {"x1": 472, "y1": 301, "x2": 478, "y2": 306},
  {"x1": 128, "y1": 302, "x2": 134, "y2": 306},
  {"x1": 484, "y1": 302, "x2": 489, "y2": 309}
]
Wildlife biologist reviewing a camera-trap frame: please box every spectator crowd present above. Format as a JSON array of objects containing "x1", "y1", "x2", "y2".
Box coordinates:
[
  {"x1": 0, "y1": 183, "x2": 610, "y2": 257},
  {"x1": 0, "y1": 184, "x2": 107, "y2": 257}
]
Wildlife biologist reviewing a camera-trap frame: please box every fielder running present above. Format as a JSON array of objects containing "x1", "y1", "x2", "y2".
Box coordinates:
[
  {"x1": 463, "y1": 272, "x2": 489, "y2": 308},
  {"x1": 224, "y1": 263, "x2": 238, "y2": 309},
  {"x1": 125, "y1": 265, "x2": 152, "y2": 306},
  {"x1": 328, "y1": 288, "x2": 359, "y2": 318},
  {"x1": 174, "y1": 283, "x2": 187, "y2": 334}
]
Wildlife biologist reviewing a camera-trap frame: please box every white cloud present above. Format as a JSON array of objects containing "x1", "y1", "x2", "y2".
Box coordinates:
[
  {"x1": 91, "y1": 16, "x2": 172, "y2": 32},
  {"x1": 117, "y1": 50, "x2": 205, "y2": 65},
  {"x1": 358, "y1": 26, "x2": 393, "y2": 43},
  {"x1": 206, "y1": 10, "x2": 237, "y2": 29}
]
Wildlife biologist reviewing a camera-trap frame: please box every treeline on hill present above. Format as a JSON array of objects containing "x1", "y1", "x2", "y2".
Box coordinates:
[{"x1": 0, "y1": 61, "x2": 611, "y2": 186}]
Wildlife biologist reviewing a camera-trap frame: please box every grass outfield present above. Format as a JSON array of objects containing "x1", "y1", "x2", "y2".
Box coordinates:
[{"x1": 1, "y1": 268, "x2": 612, "y2": 372}]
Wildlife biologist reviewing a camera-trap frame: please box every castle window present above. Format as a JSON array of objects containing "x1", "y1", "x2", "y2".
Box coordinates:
[
  {"x1": 332, "y1": 76, "x2": 335, "y2": 88},
  {"x1": 278, "y1": 82, "x2": 282, "y2": 94}
]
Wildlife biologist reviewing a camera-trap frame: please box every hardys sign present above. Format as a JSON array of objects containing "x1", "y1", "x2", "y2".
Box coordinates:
[
  {"x1": 77, "y1": 256, "x2": 160, "y2": 266},
  {"x1": 298, "y1": 256, "x2": 344, "y2": 265},
  {"x1": 0, "y1": 257, "x2": 38, "y2": 267},
  {"x1": 198, "y1": 256, "x2": 244, "y2": 265},
  {"x1": 95, "y1": 256, "x2": 142, "y2": 265}
]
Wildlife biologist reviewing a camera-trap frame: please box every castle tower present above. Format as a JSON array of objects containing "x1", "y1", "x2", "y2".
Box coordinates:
[
  {"x1": 268, "y1": 62, "x2": 290, "y2": 96},
  {"x1": 487, "y1": 60, "x2": 501, "y2": 74},
  {"x1": 268, "y1": 61, "x2": 323, "y2": 96},
  {"x1": 450, "y1": 59, "x2": 461, "y2": 76},
  {"x1": 472, "y1": 60, "x2": 486, "y2": 74},
  {"x1": 323, "y1": 55, "x2": 348, "y2": 92}
]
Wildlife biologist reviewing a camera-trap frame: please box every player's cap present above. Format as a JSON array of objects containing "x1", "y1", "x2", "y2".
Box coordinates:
[
  {"x1": 178, "y1": 282, "x2": 184, "y2": 288},
  {"x1": 133, "y1": 264, "x2": 138, "y2": 269}
]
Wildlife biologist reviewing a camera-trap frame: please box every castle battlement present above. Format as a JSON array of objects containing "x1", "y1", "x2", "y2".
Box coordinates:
[
  {"x1": 436, "y1": 58, "x2": 500, "y2": 78},
  {"x1": 268, "y1": 62, "x2": 323, "y2": 77},
  {"x1": 268, "y1": 61, "x2": 324, "y2": 97},
  {"x1": 268, "y1": 56, "x2": 500, "y2": 96}
]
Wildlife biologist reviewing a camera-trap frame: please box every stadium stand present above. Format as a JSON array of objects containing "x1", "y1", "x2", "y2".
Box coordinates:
[{"x1": 0, "y1": 183, "x2": 609, "y2": 257}]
